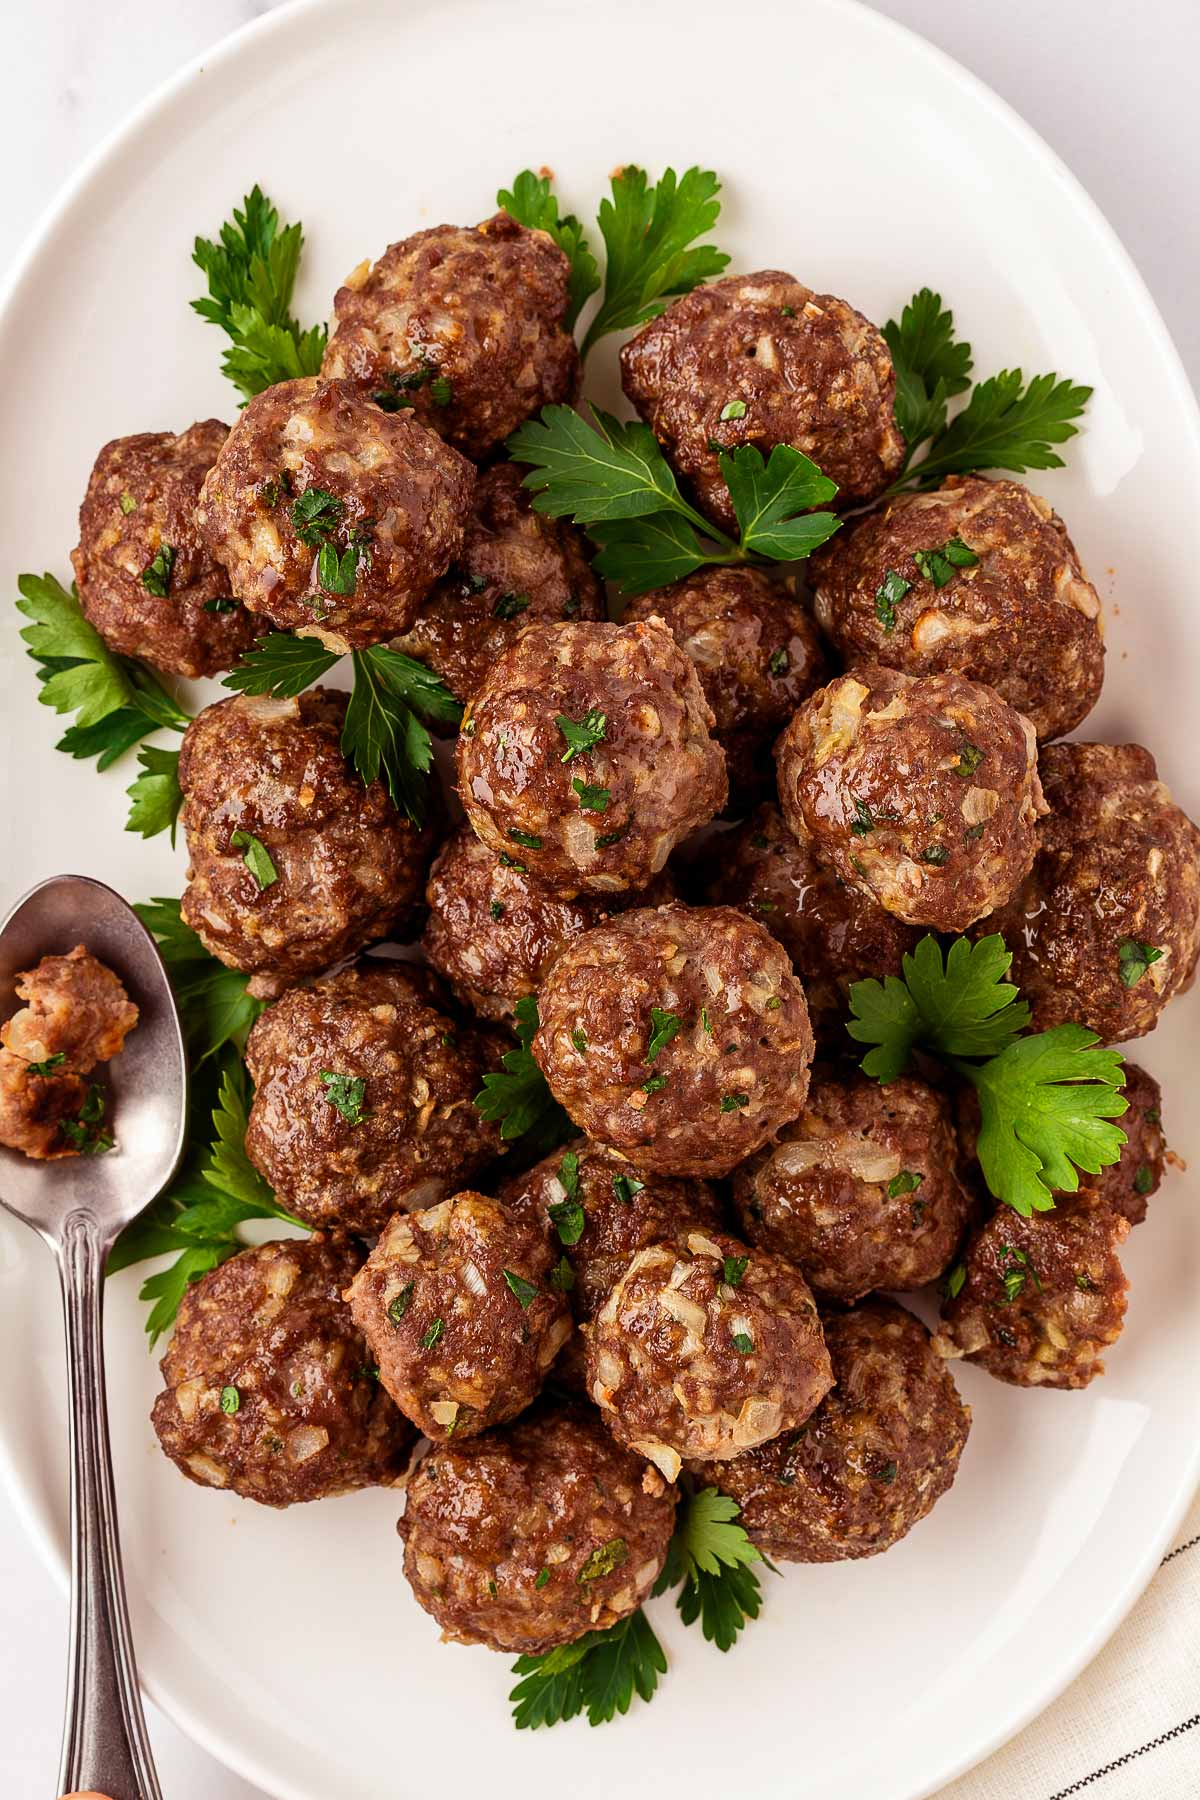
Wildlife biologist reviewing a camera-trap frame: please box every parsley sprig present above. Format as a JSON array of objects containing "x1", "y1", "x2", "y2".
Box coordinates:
[
  {"x1": 883, "y1": 288, "x2": 1091, "y2": 492},
  {"x1": 654, "y1": 1486, "x2": 767, "y2": 1651},
  {"x1": 507, "y1": 405, "x2": 839, "y2": 594},
  {"x1": 110, "y1": 1052, "x2": 308, "y2": 1346},
  {"x1": 848, "y1": 934, "x2": 1128, "y2": 1215},
  {"x1": 580, "y1": 165, "x2": 729, "y2": 356},
  {"x1": 134, "y1": 896, "x2": 263, "y2": 1063},
  {"x1": 474, "y1": 995, "x2": 573, "y2": 1155},
  {"x1": 191, "y1": 185, "x2": 327, "y2": 402}
]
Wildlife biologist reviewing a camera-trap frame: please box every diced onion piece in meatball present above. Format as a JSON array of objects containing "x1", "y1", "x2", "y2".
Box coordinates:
[
  {"x1": 981, "y1": 742, "x2": 1200, "y2": 1042},
  {"x1": 178, "y1": 690, "x2": 435, "y2": 998},
  {"x1": 934, "y1": 1205, "x2": 1130, "y2": 1389},
  {"x1": 534, "y1": 903, "x2": 814, "y2": 1178},
  {"x1": 244, "y1": 963, "x2": 504, "y2": 1235},
  {"x1": 457, "y1": 618, "x2": 727, "y2": 897},
  {"x1": 391, "y1": 463, "x2": 604, "y2": 711},
  {"x1": 347, "y1": 1192, "x2": 570, "y2": 1439},
  {"x1": 623, "y1": 568, "x2": 827, "y2": 801},
  {"x1": 151, "y1": 1236, "x2": 414, "y2": 1506},
  {"x1": 585, "y1": 1229, "x2": 832, "y2": 1476},
  {"x1": 2, "y1": 945, "x2": 138, "y2": 1073},
  {"x1": 399, "y1": 1402, "x2": 676, "y2": 1653},
  {"x1": 694, "y1": 1299, "x2": 970, "y2": 1561},
  {"x1": 810, "y1": 476, "x2": 1105, "y2": 742},
  {"x1": 71, "y1": 420, "x2": 262, "y2": 678},
  {"x1": 195, "y1": 376, "x2": 474, "y2": 651},
  {"x1": 620, "y1": 271, "x2": 904, "y2": 532},
  {"x1": 322, "y1": 213, "x2": 580, "y2": 459},
  {"x1": 775, "y1": 665, "x2": 1046, "y2": 933},
  {"x1": 706, "y1": 801, "x2": 920, "y2": 1040},
  {"x1": 732, "y1": 1070, "x2": 971, "y2": 1301}
]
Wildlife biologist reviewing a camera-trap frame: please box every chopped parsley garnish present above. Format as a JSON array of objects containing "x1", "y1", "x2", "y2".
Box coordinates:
[
  {"x1": 874, "y1": 567, "x2": 911, "y2": 631},
  {"x1": 25, "y1": 1052, "x2": 66, "y2": 1077},
  {"x1": 612, "y1": 1174, "x2": 644, "y2": 1205},
  {"x1": 1133, "y1": 1164, "x2": 1155, "y2": 1195},
  {"x1": 140, "y1": 544, "x2": 176, "y2": 597},
  {"x1": 594, "y1": 825, "x2": 629, "y2": 848},
  {"x1": 998, "y1": 1244, "x2": 1041, "y2": 1305},
  {"x1": 921, "y1": 844, "x2": 949, "y2": 866},
  {"x1": 119, "y1": 491, "x2": 137, "y2": 515},
  {"x1": 191, "y1": 184, "x2": 326, "y2": 400},
  {"x1": 388, "y1": 1283, "x2": 415, "y2": 1325},
  {"x1": 641, "y1": 1073, "x2": 669, "y2": 1096},
  {"x1": 60, "y1": 1085, "x2": 114, "y2": 1155},
  {"x1": 220, "y1": 1385, "x2": 240, "y2": 1415},
  {"x1": 421, "y1": 1318, "x2": 445, "y2": 1350},
  {"x1": 848, "y1": 933, "x2": 1128, "y2": 1216},
  {"x1": 535, "y1": 1568, "x2": 551, "y2": 1591},
  {"x1": 500, "y1": 853, "x2": 526, "y2": 871},
  {"x1": 578, "y1": 1538, "x2": 628, "y2": 1582},
  {"x1": 290, "y1": 486, "x2": 344, "y2": 545},
  {"x1": 319, "y1": 1071, "x2": 367, "y2": 1124},
  {"x1": 430, "y1": 375, "x2": 454, "y2": 407},
  {"x1": 888, "y1": 1170, "x2": 923, "y2": 1198},
  {"x1": 646, "y1": 1007, "x2": 682, "y2": 1063},
  {"x1": 572, "y1": 778, "x2": 610, "y2": 812},
  {"x1": 571, "y1": 1028, "x2": 588, "y2": 1054},
  {"x1": 509, "y1": 829, "x2": 543, "y2": 850},
  {"x1": 549, "y1": 1256, "x2": 575, "y2": 1292},
  {"x1": 942, "y1": 1263, "x2": 967, "y2": 1301},
  {"x1": 720, "y1": 400, "x2": 747, "y2": 421},
  {"x1": 700, "y1": 1008, "x2": 714, "y2": 1035},
  {"x1": 317, "y1": 540, "x2": 366, "y2": 597},
  {"x1": 850, "y1": 799, "x2": 875, "y2": 836},
  {"x1": 503, "y1": 1269, "x2": 541, "y2": 1309},
  {"x1": 557, "y1": 707, "x2": 607, "y2": 761},
  {"x1": 720, "y1": 1093, "x2": 749, "y2": 1114},
  {"x1": 1117, "y1": 939, "x2": 1164, "y2": 989},
  {"x1": 230, "y1": 829, "x2": 278, "y2": 890},
  {"x1": 490, "y1": 900, "x2": 506, "y2": 920},
  {"x1": 730, "y1": 1331, "x2": 754, "y2": 1354},
  {"x1": 722, "y1": 1255, "x2": 748, "y2": 1287},
  {"x1": 549, "y1": 1154, "x2": 584, "y2": 1244},
  {"x1": 912, "y1": 534, "x2": 978, "y2": 588},
  {"x1": 955, "y1": 740, "x2": 985, "y2": 777},
  {"x1": 493, "y1": 591, "x2": 531, "y2": 620},
  {"x1": 873, "y1": 1462, "x2": 897, "y2": 1484},
  {"x1": 767, "y1": 647, "x2": 789, "y2": 676}
]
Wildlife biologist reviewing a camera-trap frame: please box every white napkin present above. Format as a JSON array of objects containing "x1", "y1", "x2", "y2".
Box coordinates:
[{"x1": 938, "y1": 1489, "x2": 1200, "y2": 1798}]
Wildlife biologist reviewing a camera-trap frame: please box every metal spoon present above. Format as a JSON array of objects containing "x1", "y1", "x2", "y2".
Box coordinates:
[{"x1": 0, "y1": 875, "x2": 188, "y2": 1800}]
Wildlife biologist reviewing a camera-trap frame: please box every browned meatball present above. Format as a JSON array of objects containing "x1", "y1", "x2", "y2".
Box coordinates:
[
  {"x1": 620, "y1": 271, "x2": 904, "y2": 532},
  {"x1": 810, "y1": 477, "x2": 1105, "y2": 742},
  {"x1": 151, "y1": 1236, "x2": 414, "y2": 1506},
  {"x1": 534, "y1": 903, "x2": 814, "y2": 1177},
  {"x1": 178, "y1": 691, "x2": 434, "y2": 998},
  {"x1": 70, "y1": 421, "x2": 261, "y2": 677},
  {"x1": 457, "y1": 619, "x2": 727, "y2": 896},
  {"x1": 706, "y1": 802, "x2": 921, "y2": 1039},
  {"x1": 391, "y1": 463, "x2": 604, "y2": 712},
  {"x1": 586, "y1": 1227, "x2": 832, "y2": 1479},
  {"x1": 776, "y1": 666, "x2": 1046, "y2": 933},
  {"x1": 694, "y1": 1299, "x2": 970, "y2": 1562},
  {"x1": 346, "y1": 1192, "x2": 570, "y2": 1439},
  {"x1": 244, "y1": 963, "x2": 504, "y2": 1235},
  {"x1": 196, "y1": 377, "x2": 474, "y2": 651},
  {"x1": 322, "y1": 213, "x2": 580, "y2": 459},
  {"x1": 399, "y1": 1402, "x2": 675, "y2": 1654},
  {"x1": 624, "y1": 568, "x2": 828, "y2": 799},
  {"x1": 956, "y1": 1061, "x2": 1165, "y2": 1229},
  {"x1": 981, "y1": 743, "x2": 1200, "y2": 1042},
  {"x1": 501, "y1": 1138, "x2": 721, "y2": 1327},
  {"x1": 934, "y1": 1205, "x2": 1130, "y2": 1389},
  {"x1": 2, "y1": 945, "x2": 138, "y2": 1073},
  {"x1": 732, "y1": 1071, "x2": 971, "y2": 1302},
  {"x1": 0, "y1": 1052, "x2": 92, "y2": 1161}
]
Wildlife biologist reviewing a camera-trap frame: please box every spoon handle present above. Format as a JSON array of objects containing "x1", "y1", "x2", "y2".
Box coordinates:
[{"x1": 56, "y1": 1210, "x2": 162, "y2": 1800}]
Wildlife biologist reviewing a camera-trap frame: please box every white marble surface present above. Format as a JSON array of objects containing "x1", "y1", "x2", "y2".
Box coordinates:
[{"x1": 2, "y1": 3, "x2": 1197, "y2": 1796}]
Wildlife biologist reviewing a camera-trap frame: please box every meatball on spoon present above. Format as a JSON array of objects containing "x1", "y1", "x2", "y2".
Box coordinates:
[{"x1": 0, "y1": 875, "x2": 187, "y2": 1800}]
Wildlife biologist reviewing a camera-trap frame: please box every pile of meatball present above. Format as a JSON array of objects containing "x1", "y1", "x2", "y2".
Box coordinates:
[{"x1": 63, "y1": 199, "x2": 1200, "y2": 1664}]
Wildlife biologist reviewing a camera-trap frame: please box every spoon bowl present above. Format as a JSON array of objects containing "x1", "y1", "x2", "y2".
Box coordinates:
[{"x1": 0, "y1": 873, "x2": 188, "y2": 1800}]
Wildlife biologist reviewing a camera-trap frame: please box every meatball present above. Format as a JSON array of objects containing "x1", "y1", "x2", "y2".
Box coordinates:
[
  {"x1": 178, "y1": 691, "x2": 434, "y2": 997},
  {"x1": 70, "y1": 421, "x2": 260, "y2": 678},
  {"x1": 399, "y1": 1402, "x2": 675, "y2": 1654},
  {"x1": 981, "y1": 742, "x2": 1200, "y2": 1042},
  {"x1": 956, "y1": 1061, "x2": 1165, "y2": 1229},
  {"x1": 195, "y1": 376, "x2": 474, "y2": 651},
  {"x1": 502, "y1": 1138, "x2": 721, "y2": 1326},
  {"x1": 775, "y1": 666, "x2": 1046, "y2": 932},
  {"x1": 391, "y1": 462, "x2": 604, "y2": 711},
  {"x1": 2, "y1": 945, "x2": 137, "y2": 1073},
  {"x1": 457, "y1": 618, "x2": 727, "y2": 896},
  {"x1": 151, "y1": 1236, "x2": 413, "y2": 1506},
  {"x1": 694, "y1": 1299, "x2": 970, "y2": 1562},
  {"x1": 731, "y1": 1071, "x2": 971, "y2": 1302},
  {"x1": 0, "y1": 1053, "x2": 92, "y2": 1161},
  {"x1": 809, "y1": 477, "x2": 1104, "y2": 742},
  {"x1": 244, "y1": 963, "x2": 504, "y2": 1235},
  {"x1": 346, "y1": 1192, "x2": 570, "y2": 1439},
  {"x1": 620, "y1": 271, "x2": 904, "y2": 532},
  {"x1": 534, "y1": 903, "x2": 814, "y2": 1177},
  {"x1": 934, "y1": 1205, "x2": 1130, "y2": 1389},
  {"x1": 706, "y1": 802, "x2": 920, "y2": 1039},
  {"x1": 321, "y1": 213, "x2": 580, "y2": 459},
  {"x1": 623, "y1": 568, "x2": 828, "y2": 800},
  {"x1": 586, "y1": 1227, "x2": 832, "y2": 1478}
]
